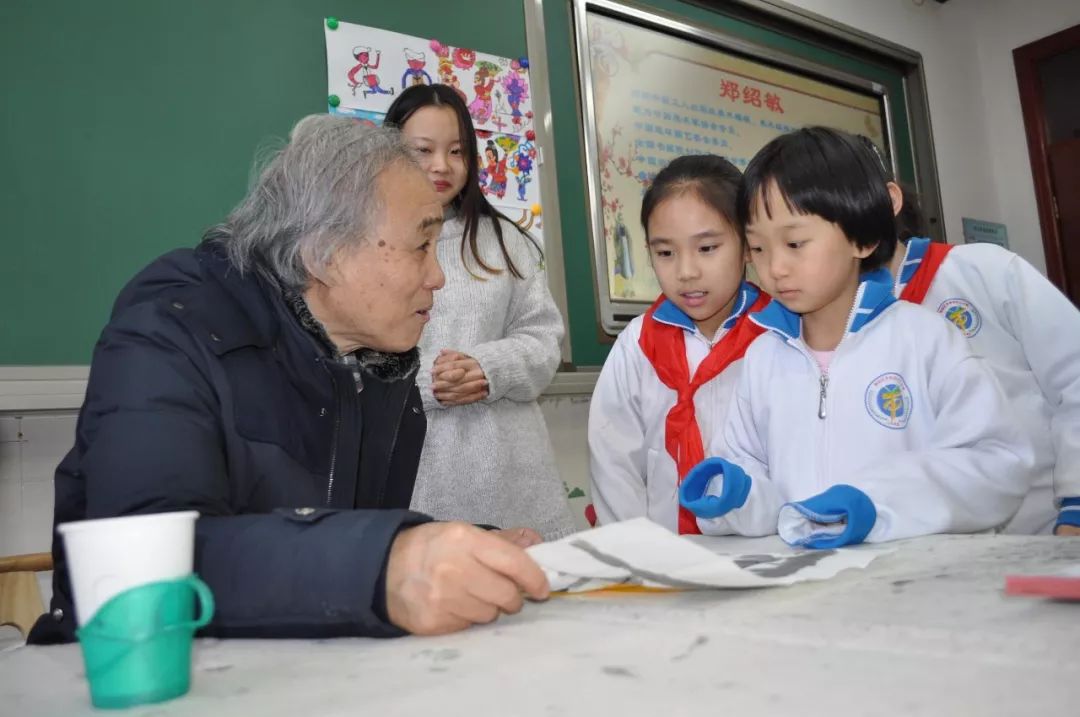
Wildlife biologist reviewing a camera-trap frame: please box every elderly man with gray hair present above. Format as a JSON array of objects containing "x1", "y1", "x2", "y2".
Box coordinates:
[{"x1": 29, "y1": 115, "x2": 549, "y2": 644}]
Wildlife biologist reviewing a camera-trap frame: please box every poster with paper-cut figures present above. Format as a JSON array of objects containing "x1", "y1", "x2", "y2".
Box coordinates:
[
  {"x1": 324, "y1": 18, "x2": 546, "y2": 249},
  {"x1": 475, "y1": 130, "x2": 541, "y2": 208},
  {"x1": 324, "y1": 20, "x2": 536, "y2": 134},
  {"x1": 476, "y1": 129, "x2": 545, "y2": 246}
]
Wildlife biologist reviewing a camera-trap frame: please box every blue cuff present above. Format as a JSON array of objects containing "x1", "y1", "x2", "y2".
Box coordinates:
[
  {"x1": 1057, "y1": 497, "x2": 1080, "y2": 529},
  {"x1": 678, "y1": 458, "x2": 752, "y2": 519},
  {"x1": 780, "y1": 484, "x2": 877, "y2": 549}
]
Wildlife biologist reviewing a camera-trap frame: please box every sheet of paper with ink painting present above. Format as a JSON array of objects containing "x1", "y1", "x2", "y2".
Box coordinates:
[{"x1": 528, "y1": 518, "x2": 885, "y2": 593}]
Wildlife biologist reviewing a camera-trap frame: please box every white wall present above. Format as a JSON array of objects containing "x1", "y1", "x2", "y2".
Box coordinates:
[
  {"x1": 780, "y1": 0, "x2": 994, "y2": 254},
  {"x1": 539, "y1": 396, "x2": 594, "y2": 529},
  {"x1": 964, "y1": 0, "x2": 1080, "y2": 271},
  {"x1": 782, "y1": 0, "x2": 1080, "y2": 271},
  {"x1": 0, "y1": 413, "x2": 67, "y2": 646},
  {"x1": 0, "y1": 414, "x2": 65, "y2": 561}
]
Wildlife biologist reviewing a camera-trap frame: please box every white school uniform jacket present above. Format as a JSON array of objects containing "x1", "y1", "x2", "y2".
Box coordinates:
[
  {"x1": 895, "y1": 238, "x2": 1080, "y2": 533},
  {"x1": 689, "y1": 270, "x2": 1035, "y2": 545},
  {"x1": 588, "y1": 284, "x2": 762, "y2": 532}
]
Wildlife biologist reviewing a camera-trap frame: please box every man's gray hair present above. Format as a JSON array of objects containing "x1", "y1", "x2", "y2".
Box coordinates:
[{"x1": 206, "y1": 115, "x2": 419, "y2": 291}]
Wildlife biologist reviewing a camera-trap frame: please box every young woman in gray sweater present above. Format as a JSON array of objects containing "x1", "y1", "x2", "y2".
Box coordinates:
[{"x1": 385, "y1": 85, "x2": 575, "y2": 540}]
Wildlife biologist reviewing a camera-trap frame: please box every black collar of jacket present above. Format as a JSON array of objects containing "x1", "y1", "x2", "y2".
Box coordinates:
[{"x1": 170, "y1": 240, "x2": 284, "y2": 356}]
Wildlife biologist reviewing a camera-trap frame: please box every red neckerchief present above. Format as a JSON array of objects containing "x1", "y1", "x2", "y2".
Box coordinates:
[
  {"x1": 638, "y1": 287, "x2": 770, "y2": 534},
  {"x1": 900, "y1": 242, "x2": 954, "y2": 304}
]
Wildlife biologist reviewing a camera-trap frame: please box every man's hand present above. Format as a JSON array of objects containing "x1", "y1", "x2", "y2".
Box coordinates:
[
  {"x1": 492, "y1": 527, "x2": 544, "y2": 548},
  {"x1": 385, "y1": 522, "x2": 550, "y2": 635},
  {"x1": 1054, "y1": 524, "x2": 1080, "y2": 537},
  {"x1": 432, "y1": 350, "x2": 488, "y2": 406}
]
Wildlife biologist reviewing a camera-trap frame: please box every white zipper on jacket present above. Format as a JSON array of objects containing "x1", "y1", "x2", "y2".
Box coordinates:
[
  {"x1": 828, "y1": 286, "x2": 866, "y2": 412},
  {"x1": 800, "y1": 292, "x2": 862, "y2": 421},
  {"x1": 818, "y1": 369, "x2": 829, "y2": 493},
  {"x1": 816, "y1": 290, "x2": 863, "y2": 489},
  {"x1": 786, "y1": 341, "x2": 831, "y2": 491},
  {"x1": 818, "y1": 373, "x2": 829, "y2": 419},
  {"x1": 772, "y1": 281, "x2": 869, "y2": 491}
]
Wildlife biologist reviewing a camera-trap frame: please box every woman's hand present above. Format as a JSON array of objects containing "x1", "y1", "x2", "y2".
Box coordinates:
[{"x1": 432, "y1": 349, "x2": 489, "y2": 406}]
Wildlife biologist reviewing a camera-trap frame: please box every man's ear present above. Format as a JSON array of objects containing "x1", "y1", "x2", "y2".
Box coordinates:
[
  {"x1": 887, "y1": 181, "x2": 904, "y2": 218},
  {"x1": 301, "y1": 243, "x2": 337, "y2": 287}
]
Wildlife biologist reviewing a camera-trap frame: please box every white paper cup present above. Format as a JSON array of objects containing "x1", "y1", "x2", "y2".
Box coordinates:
[{"x1": 58, "y1": 511, "x2": 199, "y2": 626}]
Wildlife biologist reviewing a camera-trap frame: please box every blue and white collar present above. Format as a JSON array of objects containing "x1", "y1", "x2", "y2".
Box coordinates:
[
  {"x1": 650, "y1": 281, "x2": 761, "y2": 334},
  {"x1": 894, "y1": 237, "x2": 932, "y2": 295},
  {"x1": 750, "y1": 268, "x2": 897, "y2": 342}
]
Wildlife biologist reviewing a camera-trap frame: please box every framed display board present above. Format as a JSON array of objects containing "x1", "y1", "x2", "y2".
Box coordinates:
[{"x1": 575, "y1": 0, "x2": 896, "y2": 332}]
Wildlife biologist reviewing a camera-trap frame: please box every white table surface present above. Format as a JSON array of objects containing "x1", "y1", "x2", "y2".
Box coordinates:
[{"x1": 3, "y1": 533, "x2": 1079, "y2": 716}]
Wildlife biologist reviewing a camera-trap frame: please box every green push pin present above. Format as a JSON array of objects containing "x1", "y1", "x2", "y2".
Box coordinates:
[
  {"x1": 328, "y1": 95, "x2": 341, "y2": 108},
  {"x1": 326, "y1": 17, "x2": 339, "y2": 30}
]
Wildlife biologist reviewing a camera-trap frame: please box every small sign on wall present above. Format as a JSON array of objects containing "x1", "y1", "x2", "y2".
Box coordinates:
[{"x1": 962, "y1": 217, "x2": 1009, "y2": 249}]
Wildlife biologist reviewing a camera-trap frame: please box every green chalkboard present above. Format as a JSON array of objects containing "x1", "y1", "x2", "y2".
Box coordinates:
[{"x1": 0, "y1": 0, "x2": 529, "y2": 365}]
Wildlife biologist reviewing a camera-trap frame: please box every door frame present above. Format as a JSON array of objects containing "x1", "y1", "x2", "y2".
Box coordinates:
[{"x1": 1013, "y1": 22, "x2": 1080, "y2": 295}]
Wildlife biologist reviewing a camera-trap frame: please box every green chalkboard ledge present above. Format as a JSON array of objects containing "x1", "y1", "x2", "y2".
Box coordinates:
[
  {"x1": 544, "y1": 368, "x2": 601, "y2": 397},
  {"x1": 0, "y1": 366, "x2": 601, "y2": 413},
  {"x1": 0, "y1": 367, "x2": 90, "y2": 412}
]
